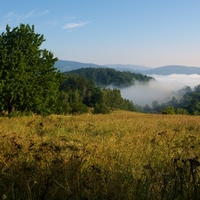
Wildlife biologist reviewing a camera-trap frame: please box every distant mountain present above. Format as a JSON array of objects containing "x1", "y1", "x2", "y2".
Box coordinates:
[
  {"x1": 54, "y1": 60, "x2": 151, "y2": 73},
  {"x1": 54, "y1": 60, "x2": 106, "y2": 72},
  {"x1": 55, "y1": 60, "x2": 200, "y2": 75},
  {"x1": 142, "y1": 65, "x2": 200, "y2": 75},
  {"x1": 104, "y1": 64, "x2": 151, "y2": 72}
]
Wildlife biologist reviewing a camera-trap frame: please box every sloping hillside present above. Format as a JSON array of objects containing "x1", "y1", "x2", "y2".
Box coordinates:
[
  {"x1": 63, "y1": 67, "x2": 154, "y2": 87},
  {"x1": 55, "y1": 60, "x2": 105, "y2": 72}
]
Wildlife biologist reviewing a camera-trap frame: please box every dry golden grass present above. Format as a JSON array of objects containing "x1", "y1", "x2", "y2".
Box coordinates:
[{"x1": 0, "y1": 111, "x2": 200, "y2": 199}]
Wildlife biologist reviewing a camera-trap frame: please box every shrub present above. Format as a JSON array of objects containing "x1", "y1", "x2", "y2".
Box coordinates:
[
  {"x1": 93, "y1": 103, "x2": 111, "y2": 114},
  {"x1": 161, "y1": 106, "x2": 175, "y2": 114}
]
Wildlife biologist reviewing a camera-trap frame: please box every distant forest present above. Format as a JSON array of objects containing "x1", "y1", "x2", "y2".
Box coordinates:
[
  {"x1": 58, "y1": 68, "x2": 154, "y2": 114},
  {"x1": 59, "y1": 74, "x2": 136, "y2": 114},
  {"x1": 63, "y1": 67, "x2": 154, "y2": 87},
  {"x1": 62, "y1": 68, "x2": 200, "y2": 115},
  {"x1": 138, "y1": 85, "x2": 200, "y2": 115}
]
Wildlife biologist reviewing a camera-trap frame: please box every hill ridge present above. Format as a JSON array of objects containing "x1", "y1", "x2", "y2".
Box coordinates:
[{"x1": 55, "y1": 60, "x2": 200, "y2": 75}]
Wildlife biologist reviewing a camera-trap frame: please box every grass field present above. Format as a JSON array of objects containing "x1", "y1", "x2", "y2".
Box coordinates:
[{"x1": 0, "y1": 111, "x2": 200, "y2": 199}]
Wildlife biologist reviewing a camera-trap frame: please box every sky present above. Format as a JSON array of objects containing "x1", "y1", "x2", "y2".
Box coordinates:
[{"x1": 1, "y1": 0, "x2": 200, "y2": 68}]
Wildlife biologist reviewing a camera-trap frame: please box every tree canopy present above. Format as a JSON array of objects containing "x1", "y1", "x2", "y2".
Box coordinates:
[
  {"x1": 63, "y1": 67, "x2": 154, "y2": 88},
  {"x1": 59, "y1": 74, "x2": 136, "y2": 114},
  {"x1": 0, "y1": 24, "x2": 63, "y2": 115}
]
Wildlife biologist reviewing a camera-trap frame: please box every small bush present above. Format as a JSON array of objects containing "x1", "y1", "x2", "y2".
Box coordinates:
[
  {"x1": 93, "y1": 103, "x2": 111, "y2": 114},
  {"x1": 70, "y1": 102, "x2": 89, "y2": 114},
  {"x1": 161, "y1": 106, "x2": 175, "y2": 114}
]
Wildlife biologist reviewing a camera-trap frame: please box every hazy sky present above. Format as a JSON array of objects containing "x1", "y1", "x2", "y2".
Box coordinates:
[{"x1": 1, "y1": 0, "x2": 200, "y2": 68}]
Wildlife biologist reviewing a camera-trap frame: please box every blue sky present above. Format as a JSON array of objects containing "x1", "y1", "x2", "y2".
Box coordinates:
[{"x1": 1, "y1": 0, "x2": 200, "y2": 68}]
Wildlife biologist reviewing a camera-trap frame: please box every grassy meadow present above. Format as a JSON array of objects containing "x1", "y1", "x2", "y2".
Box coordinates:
[{"x1": 0, "y1": 111, "x2": 200, "y2": 199}]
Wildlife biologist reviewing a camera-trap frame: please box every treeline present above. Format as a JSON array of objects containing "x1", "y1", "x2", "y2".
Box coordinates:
[
  {"x1": 139, "y1": 85, "x2": 200, "y2": 115},
  {"x1": 59, "y1": 74, "x2": 136, "y2": 114},
  {"x1": 63, "y1": 67, "x2": 154, "y2": 87}
]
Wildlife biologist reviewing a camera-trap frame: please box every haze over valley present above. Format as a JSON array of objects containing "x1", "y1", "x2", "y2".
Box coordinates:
[
  {"x1": 55, "y1": 60, "x2": 200, "y2": 107},
  {"x1": 120, "y1": 74, "x2": 200, "y2": 106}
]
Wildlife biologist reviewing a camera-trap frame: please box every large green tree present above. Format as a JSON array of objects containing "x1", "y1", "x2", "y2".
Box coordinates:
[{"x1": 0, "y1": 24, "x2": 63, "y2": 114}]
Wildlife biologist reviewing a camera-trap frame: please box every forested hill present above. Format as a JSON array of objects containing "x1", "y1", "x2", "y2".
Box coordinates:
[{"x1": 63, "y1": 67, "x2": 154, "y2": 87}]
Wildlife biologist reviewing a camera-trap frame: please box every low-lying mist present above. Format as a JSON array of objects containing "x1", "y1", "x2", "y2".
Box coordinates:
[{"x1": 120, "y1": 74, "x2": 200, "y2": 106}]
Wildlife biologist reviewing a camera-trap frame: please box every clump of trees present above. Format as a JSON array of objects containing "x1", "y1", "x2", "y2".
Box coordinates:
[
  {"x1": 59, "y1": 74, "x2": 136, "y2": 114},
  {"x1": 0, "y1": 24, "x2": 136, "y2": 116},
  {"x1": 140, "y1": 85, "x2": 200, "y2": 115}
]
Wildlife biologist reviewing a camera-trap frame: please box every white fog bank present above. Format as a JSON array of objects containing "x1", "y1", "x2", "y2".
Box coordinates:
[{"x1": 120, "y1": 74, "x2": 200, "y2": 106}]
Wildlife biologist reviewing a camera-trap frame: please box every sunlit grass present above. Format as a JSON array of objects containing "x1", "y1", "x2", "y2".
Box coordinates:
[{"x1": 0, "y1": 111, "x2": 200, "y2": 199}]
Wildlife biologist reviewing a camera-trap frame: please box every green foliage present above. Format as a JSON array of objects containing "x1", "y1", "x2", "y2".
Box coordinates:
[
  {"x1": 102, "y1": 88, "x2": 136, "y2": 111},
  {"x1": 70, "y1": 102, "x2": 89, "y2": 114},
  {"x1": 161, "y1": 106, "x2": 175, "y2": 114},
  {"x1": 123, "y1": 99, "x2": 136, "y2": 111},
  {"x1": 58, "y1": 91, "x2": 71, "y2": 114},
  {"x1": 58, "y1": 89, "x2": 89, "y2": 114},
  {"x1": 93, "y1": 103, "x2": 111, "y2": 114},
  {"x1": 59, "y1": 75, "x2": 136, "y2": 114},
  {"x1": 185, "y1": 93, "x2": 200, "y2": 115},
  {"x1": 59, "y1": 75, "x2": 100, "y2": 114},
  {"x1": 88, "y1": 87, "x2": 103, "y2": 106},
  {"x1": 176, "y1": 108, "x2": 188, "y2": 115},
  {"x1": 146, "y1": 84, "x2": 200, "y2": 115},
  {"x1": 64, "y1": 67, "x2": 154, "y2": 87},
  {"x1": 0, "y1": 24, "x2": 63, "y2": 115}
]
